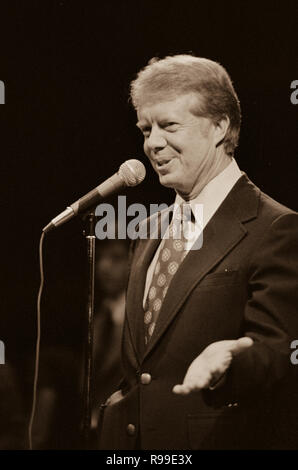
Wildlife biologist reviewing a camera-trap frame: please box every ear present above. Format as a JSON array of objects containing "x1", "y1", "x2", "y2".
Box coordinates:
[{"x1": 214, "y1": 115, "x2": 230, "y2": 148}]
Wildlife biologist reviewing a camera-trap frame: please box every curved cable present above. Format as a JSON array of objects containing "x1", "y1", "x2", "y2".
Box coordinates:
[{"x1": 28, "y1": 231, "x2": 45, "y2": 450}]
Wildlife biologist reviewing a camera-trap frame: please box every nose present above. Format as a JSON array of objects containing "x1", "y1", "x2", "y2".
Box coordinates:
[
  {"x1": 145, "y1": 126, "x2": 167, "y2": 153},
  {"x1": 97, "y1": 257, "x2": 112, "y2": 274}
]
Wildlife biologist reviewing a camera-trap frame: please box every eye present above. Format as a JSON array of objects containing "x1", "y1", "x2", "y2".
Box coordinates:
[
  {"x1": 140, "y1": 126, "x2": 151, "y2": 138},
  {"x1": 164, "y1": 122, "x2": 179, "y2": 131}
]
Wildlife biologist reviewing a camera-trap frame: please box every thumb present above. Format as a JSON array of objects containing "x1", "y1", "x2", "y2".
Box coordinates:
[{"x1": 229, "y1": 336, "x2": 253, "y2": 356}]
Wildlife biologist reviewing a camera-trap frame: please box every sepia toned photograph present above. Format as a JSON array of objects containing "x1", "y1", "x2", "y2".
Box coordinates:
[{"x1": 1, "y1": 0, "x2": 298, "y2": 456}]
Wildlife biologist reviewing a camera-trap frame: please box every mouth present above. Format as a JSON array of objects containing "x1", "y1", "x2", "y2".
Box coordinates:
[{"x1": 155, "y1": 158, "x2": 172, "y2": 170}]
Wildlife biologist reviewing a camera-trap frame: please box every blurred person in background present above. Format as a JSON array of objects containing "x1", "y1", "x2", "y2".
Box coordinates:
[{"x1": 90, "y1": 236, "x2": 129, "y2": 443}]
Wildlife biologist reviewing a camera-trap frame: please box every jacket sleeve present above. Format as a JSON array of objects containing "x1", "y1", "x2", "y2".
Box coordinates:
[{"x1": 204, "y1": 212, "x2": 298, "y2": 405}]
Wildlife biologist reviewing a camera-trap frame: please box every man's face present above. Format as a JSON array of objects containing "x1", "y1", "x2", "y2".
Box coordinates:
[
  {"x1": 96, "y1": 241, "x2": 128, "y2": 296},
  {"x1": 137, "y1": 93, "x2": 218, "y2": 199}
]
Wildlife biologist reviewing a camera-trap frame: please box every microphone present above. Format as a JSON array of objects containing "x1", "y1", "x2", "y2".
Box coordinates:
[{"x1": 43, "y1": 159, "x2": 146, "y2": 233}]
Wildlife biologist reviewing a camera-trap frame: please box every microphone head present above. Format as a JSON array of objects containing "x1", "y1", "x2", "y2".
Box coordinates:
[{"x1": 119, "y1": 159, "x2": 146, "y2": 187}]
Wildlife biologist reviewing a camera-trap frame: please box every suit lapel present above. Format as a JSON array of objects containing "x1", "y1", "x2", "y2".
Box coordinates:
[{"x1": 125, "y1": 209, "x2": 170, "y2": 360}]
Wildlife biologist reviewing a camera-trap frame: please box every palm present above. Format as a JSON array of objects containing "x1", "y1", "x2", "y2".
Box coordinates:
[{"x1": 173, "y1": 337, "x2": 253, "y2": 395}]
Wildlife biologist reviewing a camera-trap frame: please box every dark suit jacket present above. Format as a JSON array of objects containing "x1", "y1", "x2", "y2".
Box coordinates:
[{"x1": 99, "y1": 174, "x2": 298, "y2": 450}]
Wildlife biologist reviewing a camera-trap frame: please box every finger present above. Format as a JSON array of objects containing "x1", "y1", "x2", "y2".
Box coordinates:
[
  {"x1": 172, "y1": 384, "x2": 191, "y2": 395},
  {"x1": 172, "y1": 377, "x2": 206, "y2": 395},
  {"x1": 229, "y1": 336, "x2": 253, "y2": 356}
]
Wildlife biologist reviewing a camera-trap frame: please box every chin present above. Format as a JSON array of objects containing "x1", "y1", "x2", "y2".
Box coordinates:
[
  {"x1": 158, "y1": 174, "x2": 177, "y2": 189},
  {"x1": 159, "y1": 176, "x2": 188, "y2": 194}
]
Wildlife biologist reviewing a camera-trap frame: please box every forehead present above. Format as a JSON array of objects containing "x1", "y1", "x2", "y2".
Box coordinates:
[
  {"x1": 97, "y1": 241, "x2": 128, "y2": 259},
  {"x1": 136, "y1": 92, "x2": 201, "y2": 123}
]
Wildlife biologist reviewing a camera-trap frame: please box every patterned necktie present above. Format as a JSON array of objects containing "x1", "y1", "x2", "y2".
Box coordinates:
[{"x1": 144, "y1": 203, "x2": 192, "y2": 345}]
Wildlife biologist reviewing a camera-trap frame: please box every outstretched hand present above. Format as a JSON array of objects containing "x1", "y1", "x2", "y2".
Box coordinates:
[{"x1": 172, "y1": 337, "x2": 253, "y2": 395}]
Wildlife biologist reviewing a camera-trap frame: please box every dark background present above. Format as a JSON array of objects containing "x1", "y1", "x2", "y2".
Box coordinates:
[{"x1": 0, "y1": 0, "x2": 297, "y2": 448}]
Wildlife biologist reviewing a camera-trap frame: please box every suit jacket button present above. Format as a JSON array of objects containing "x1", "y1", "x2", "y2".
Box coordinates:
[
  {"x1": 127, "y1": 424, "x2": 136, "y2": 436},
  {"x1": 140, "y1": 373, "x2": 151, "y2": 384}
]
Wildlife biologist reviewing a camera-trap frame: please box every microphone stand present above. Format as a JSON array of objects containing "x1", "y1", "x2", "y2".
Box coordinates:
[{"x1": 82, "y1": 210, "x2": 96, "y2": 448}]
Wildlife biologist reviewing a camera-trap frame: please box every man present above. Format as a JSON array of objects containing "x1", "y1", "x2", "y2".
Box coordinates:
[
  {"x1": 91, "y1": 237, "x2": 128, "y2": 431},
  {"x1": 98, "y1": 55, "x2": 298, "y2": 449}
]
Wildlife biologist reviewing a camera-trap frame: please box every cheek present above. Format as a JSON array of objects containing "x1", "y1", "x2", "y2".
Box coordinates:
[{"x1": 143, "y1": 141, "x2": 150, "y2": 157}]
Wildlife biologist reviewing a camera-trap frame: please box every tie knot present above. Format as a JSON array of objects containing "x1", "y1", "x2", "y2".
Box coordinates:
[
  {"x1": 169, "y1": 203, "x2": 193, "y2": 240},
  {"x1": 173, "y1": 203, "x2": 192, "y2": 223}
]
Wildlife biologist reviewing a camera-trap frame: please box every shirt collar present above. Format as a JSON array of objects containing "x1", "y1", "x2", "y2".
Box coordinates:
[{"x1": 174, "y1": 158, "x2": 242, "y2": 227}]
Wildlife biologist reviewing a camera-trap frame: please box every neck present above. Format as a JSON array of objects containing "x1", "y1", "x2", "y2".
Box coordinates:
[{"x1": 179, "y1": 150, "x2": 232, "y2": 201}]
